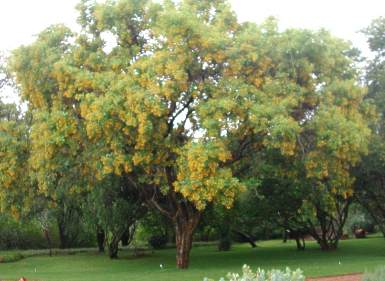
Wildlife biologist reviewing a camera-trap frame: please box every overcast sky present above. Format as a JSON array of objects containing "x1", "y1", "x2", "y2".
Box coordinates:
[{"x1": 1, "y1": 0, "x2": 384, "y2": 102}]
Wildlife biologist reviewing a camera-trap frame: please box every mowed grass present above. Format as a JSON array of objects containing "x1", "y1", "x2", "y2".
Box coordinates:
[{"x1": 1, "y1": 236, "x2": 385, "y2": 281}]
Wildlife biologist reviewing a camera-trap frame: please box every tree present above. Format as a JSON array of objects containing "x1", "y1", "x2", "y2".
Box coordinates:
[
  {"x1": 86, "y1": 175, "x2": 146, "y2": 258},
  {"x1": 354, "y1": 17, "x2": 385, "y2": 237},
  {"x1": 0, "y1": 100, "x2": 30, "y2": 218},
  {"x1": 232, "y1": 23, "x2": 371, "y2": 250},
  {"x1": 22, "y1": 0, "x2": 245, "y2": 268},
  {"x1": 7, "y1": 0, "x2": 370, "y2": 267}
]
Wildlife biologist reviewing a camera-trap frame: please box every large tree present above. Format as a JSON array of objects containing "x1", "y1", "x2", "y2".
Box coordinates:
[
  {"x1": 354, "y1": 17, "x2": 385, "y2": 237},
  {"x1": 7, "y1": 0, "x2": 371, "y2": 267}
]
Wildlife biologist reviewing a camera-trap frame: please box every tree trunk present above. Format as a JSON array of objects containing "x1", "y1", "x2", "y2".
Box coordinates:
[
  {"x1": 295, "y1": 236, "x2": 305, "y2": 251},
  {"x1": 319, "y1": 241, "x2": 336, "y2": 250},
  {"x1": 43, "y1": 228, "x2": 52, "y2": 257},
  {"x1": 120, "y1": 224, "x2": 136, "y2": 247},
  {"x1": 174, "y1": 214, "x2": 200, "y2": 269},
  {"x1": 175, "y1": 224, "x2": 193, "y2": 269},
  {"x1": 121, "y1": 230, "x2": 130, "y2": 246},
  {"x1": 58, "y1": 220, "x2": 69, "y2": 249},
  {"x1": 283, "y1": 230, "x2": 288, "y2": 243},
  {"x1": 108, "y1": 228, "x2": 127, "y2": 259},
  {"x1": 108, "y1": 235, "x2": 120, "y2": 259},
  {"x1": 96, "y1": 228, "x2": 105, "y2": 253}
]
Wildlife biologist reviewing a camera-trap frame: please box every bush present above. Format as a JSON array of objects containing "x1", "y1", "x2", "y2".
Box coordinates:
[
  {"x1": 0, "y1": 216, "x2": 56, "y2": 250},
  {"x1": 148, "y1": 234, "x2": 168, "y2": 249},
  {"x1": 363, "y1": 266, "x2": 385, "y2": 281},
  {"x1": 204, "y1": 265, "x2": 305, "y2": 281},
  {"x1": 218, "y1": 237, "x2": 231, "y2": 251},
  {"x1": 0, "y1": 252, "x2": 24, "y2": 263},
  {"x1": 345, "y1": 204, "x2": 376, "y2": 235}
]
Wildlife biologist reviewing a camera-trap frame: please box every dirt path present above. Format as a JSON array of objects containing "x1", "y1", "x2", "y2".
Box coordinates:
[{"x1": 307, "y1": 273, "x2": 363, "y2": 281}]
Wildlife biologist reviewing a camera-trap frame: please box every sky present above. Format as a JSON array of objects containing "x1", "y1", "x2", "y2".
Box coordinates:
[{"x1": 0, "y1": 0, "x2": 384, "y2": 102}]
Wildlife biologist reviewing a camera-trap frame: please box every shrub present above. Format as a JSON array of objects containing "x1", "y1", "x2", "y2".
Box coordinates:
[
  {"x1": 0, "y1": 252, "x2": 24, "y2": 263},
  {"x1": 204, "y1": 264, "x2": 305, "y2": 281},
  {"x1": 345, "y1": 204, "x2": 376, "y2": 235},
  {"x1": 218, "y1": 236, "x2": 231, "y2": 251},
  {"x1": 148, "y1": 234, "x2": 168, "y2": 249},
  {"x1": 0, "y1": 216, "x2": 54, "y2": 250},
  {"x1": 363, "y1": 266, "x2": 385, "y2": 281}
]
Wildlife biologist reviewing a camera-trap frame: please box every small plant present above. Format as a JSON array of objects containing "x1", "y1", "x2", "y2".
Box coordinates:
[
  {"x1": 204, "y1": 264, "x2": 305, "y2": 281},
  {"x1": 363, "y1": 266, "x2": 385, "y2": 281}
]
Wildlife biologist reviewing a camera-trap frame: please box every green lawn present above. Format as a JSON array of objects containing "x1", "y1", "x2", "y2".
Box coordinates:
[{"x1": 1, "y1": 237, "x2": 384, "y2": 281}]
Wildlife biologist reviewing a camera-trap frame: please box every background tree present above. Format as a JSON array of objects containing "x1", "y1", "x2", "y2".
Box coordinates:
[
  {"x1": 354, "y1": 17, "x2": 385, "y2": 237},
  {"x1": 86, "y1": 175, "x2": 146, "y2": 258},
  {"x1": 231, "y1": 22, "x2": 371, "y2": 250}
]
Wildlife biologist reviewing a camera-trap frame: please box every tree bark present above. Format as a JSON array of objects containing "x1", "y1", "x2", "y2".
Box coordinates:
[
  {"x1": 175, "y1": 222, "x2": 193, "y2": 269},
  {"x1": 174, "y1": 212, "x2": 200, "y2": 269},
  {"x1": 108, "y1": 234, "x2": 121, "y2": 259}
]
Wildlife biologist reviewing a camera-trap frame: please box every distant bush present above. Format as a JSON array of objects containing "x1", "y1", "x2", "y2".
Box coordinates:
[
  {"x1": 363, "y1": 266, "x2": 385, "y2": 281},
  {"x1": 0, "y1": 252, "x2": 24, "y2": 263},
  {"x1": 218, "y1": 236, "x2": 231, "y2": 251},
  {"x1": 204, "y1": 265, "x2": 305, "y2": 281},
  {"x1": 148, "y1": 234, "x2": 168, "y2": 249},
  {"x1": 0, "y1": 216, "x2": 55, "y2": 250},
  {"x1": 345, "y1": 204, "x2": 376, "y2": 235}
]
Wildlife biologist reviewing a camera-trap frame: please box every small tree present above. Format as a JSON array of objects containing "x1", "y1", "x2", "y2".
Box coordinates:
[{"x1": 86, "y1": 175, "x2": 146, "y2": 259}]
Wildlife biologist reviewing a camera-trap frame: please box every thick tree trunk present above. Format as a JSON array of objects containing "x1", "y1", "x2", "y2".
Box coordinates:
[
  {"x1": 175, "y1": 223, "x2": 193, "y2": 269},
  {"x1": 96, "y1": 228, "x2": 105, "y2": 253},
  {"x1": 174, "y1": 213, "x2": 200, "y2": 269},
  {"x1": 144, "y1": 175, "x2": 201, "y2": 269}
]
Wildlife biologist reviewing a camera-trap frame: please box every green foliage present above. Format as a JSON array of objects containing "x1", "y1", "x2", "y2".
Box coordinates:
[
  {"x1": 204, "y1": 265, "x2": 305, "y2": 281},
  {"x1": 135, "y1": 209, "x2": 172, "y2": 247},
  {"x1": 354, "y1": 17, "x2": 385, "y2": 238},
  {"x1": 0, "y1": 252, "x2": 24, "y2": 263},
  {"x1": 0, "y1": 215, "x2": 58, "y2": 250},
  {"x1": 345, "y1": 204, "x2": 376, "y2": 235},
  {"x1": 148, "y1": 234, "x2": 168, "y2": 249}
]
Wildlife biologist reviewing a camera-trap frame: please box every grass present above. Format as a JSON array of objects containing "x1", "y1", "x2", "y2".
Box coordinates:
[{"x1": 0, "y1": 236, "x2": 384, "y2": 281}]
